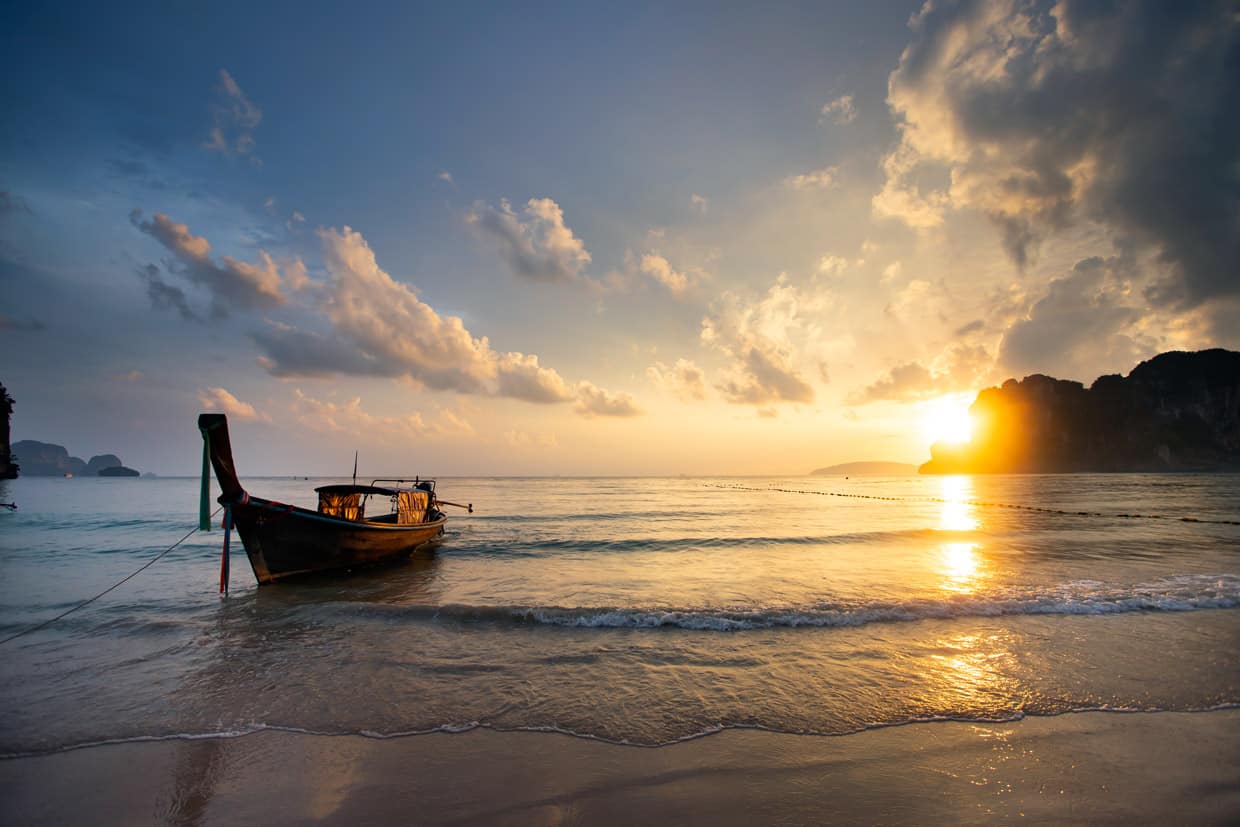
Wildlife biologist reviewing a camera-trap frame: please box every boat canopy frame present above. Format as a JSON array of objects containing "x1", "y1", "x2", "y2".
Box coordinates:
[{"x1": 314, "y1": 479, "x2": 439, "y2": 525}]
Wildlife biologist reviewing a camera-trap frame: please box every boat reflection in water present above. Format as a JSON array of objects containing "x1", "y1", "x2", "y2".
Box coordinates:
[{"x1": 162, "y1": 555, "x2": 444, "y2": 825}]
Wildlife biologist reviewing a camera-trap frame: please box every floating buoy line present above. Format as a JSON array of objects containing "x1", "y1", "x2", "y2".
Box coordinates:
[
  {"x1": 0, "y1": 505, "x2": 225, "y2": 647},
  {"x1": 705, "y1": 483, "x2": 1240, "y2": 527}
]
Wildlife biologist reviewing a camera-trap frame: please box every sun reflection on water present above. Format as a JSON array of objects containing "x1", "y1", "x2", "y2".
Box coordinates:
[
  {"x1": 940, "y1": 542, "x2": 984, "y2": 593},
  {"x1": 936, "y1": 476, "x2": 986, "y2": 593},
  {"x1": 925, "y1": 631, "x2": 1018, "y2": 718},
  {"x1": 938, "y1": 475, "x2": 979, "y2": 531}
]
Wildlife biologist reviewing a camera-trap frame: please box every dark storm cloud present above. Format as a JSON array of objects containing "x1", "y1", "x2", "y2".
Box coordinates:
[
  {"x1": 880, "y1": 0, "x2": 1239, "y2": 308},
  {"x1": 998, "y1": 256, "x2": 1149, "y2": 379}
]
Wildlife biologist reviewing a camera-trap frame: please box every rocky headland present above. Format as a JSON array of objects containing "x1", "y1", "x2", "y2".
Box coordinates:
[
  {"x1": 920, "y1": 349, "x2": 1240, "y2": 474},
  {"x1": 811, "y1": 461, "x2": 917, "y2": 476},
  {"x1": 10, "y1": 440, "x2": 141, "y2": 477}
]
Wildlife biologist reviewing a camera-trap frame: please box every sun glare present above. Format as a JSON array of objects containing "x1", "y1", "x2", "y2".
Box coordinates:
[{"x1": 920, "y1": 394, "x2": 974, "y2": 445}]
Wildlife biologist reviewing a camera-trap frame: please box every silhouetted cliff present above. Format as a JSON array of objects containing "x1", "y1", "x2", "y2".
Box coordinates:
[
  {"x1": 10, "y1": 440, "x2": 141, "y2": 477},
  {"x1": 0, "y1": 383, "x2": 15, "y2": 479},
  {"x1": 920, "y1": 349, "x2": 1240, "y2": 473}
]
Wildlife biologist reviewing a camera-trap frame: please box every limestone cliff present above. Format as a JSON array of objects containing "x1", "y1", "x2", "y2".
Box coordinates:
[{"x1": 920, "y1": 349, "x2": 1240, "y2": 474}]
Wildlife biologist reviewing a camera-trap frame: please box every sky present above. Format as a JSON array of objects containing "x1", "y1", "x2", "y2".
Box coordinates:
[{"x1": 1, "y1": 0, "x2": 1236, "y2": 476}]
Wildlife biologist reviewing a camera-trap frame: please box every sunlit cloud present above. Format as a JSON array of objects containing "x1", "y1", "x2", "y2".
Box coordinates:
[
  {"x1": 877, "y1": 0, "x2": 1238, "y2": 312},
  {"x1": 198, "y1": 386, "x2": 269, "y2": 422},
  {"x1": 784, "y1": 165, "x2": 837, "y2": 190},
  {"x1": 998, "y1": 255, "x2": 1154, "y2": 379},
  {"x1": 504, "y1": 429, "x2": 558, "y2": 449},
  {"x1": 819, "y1": 93, "x2": 856, "y2": 125},
  {"x1": 702, "y1": 275, "x2": 822, "y2": 406},
  {"x1": 639, "y1": 252, "x2": 693, "y2": 296},
  {"x1": 817, "y1": 255, "x2": 848, "y2": 276},
  {"x1": 690, "y1": 193, "x2": 709, "y2": 213},
  {"x1": 466, "y1": 197, "x2": 592, "y2": 283},
  {"x1": 132, "y1": 211, "x2": 285, "y2": 316},
  {"x1": 290, "y1": 389, "x2": 472, "y2": 440},
  {"x1": 575, "y1": 381, "x2": 642, "y2": 417},
  {"x1": 850, "y1": 344, "x2": 991, "y2": 404},
  {"x1": 248, "y1": 225, "x2": 591, "y2": 406},
  {"x1": 647, "y1": 358, "x2": 708, "y2": 402}
]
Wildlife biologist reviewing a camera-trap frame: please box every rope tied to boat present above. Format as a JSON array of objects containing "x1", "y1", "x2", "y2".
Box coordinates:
[
  {"x1": 0, "y1": 505, "x2": 226, "y2": 647},
  {"x1": 220, "y1": 504, "x2": 232, "y2": 595}
]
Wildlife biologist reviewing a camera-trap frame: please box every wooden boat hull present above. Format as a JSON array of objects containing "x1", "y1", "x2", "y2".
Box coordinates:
[{"x1": 231, "y1": 496, "x2": 446, "y2": 584}]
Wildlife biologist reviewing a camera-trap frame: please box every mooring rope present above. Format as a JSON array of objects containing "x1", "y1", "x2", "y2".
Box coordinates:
[
  {"x1": 0, "y1": 506, "x2": 225, "y2": 647},
  {"x1": 705, "y1": 483, "x2": 1240, "y2": 526}
]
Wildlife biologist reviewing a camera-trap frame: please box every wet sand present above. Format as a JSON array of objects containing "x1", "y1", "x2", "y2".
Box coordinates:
[{"x1": 2, "y1": 710, "x2": 1237, "y2": 825}]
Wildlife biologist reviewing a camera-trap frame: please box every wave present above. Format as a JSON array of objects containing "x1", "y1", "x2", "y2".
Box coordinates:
[
  {"x1": 449, "y1": 528, "x2": 953, "y2": 557},
  {"x1": 6, "y1": 704, "x2": 1239, "y2": 759},
  {"x1": 329, "y1": 574, "x2": 1240, "y2": 632}
]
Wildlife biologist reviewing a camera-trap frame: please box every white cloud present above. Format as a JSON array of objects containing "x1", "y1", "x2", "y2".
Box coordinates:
[
  {"x1": 289, "y1": 389, "x2": 473, "y2": 440},
  {"x1": 647, "y1": 358, "x2": 708, "y2": 402},
  {"x1": 437, "y1": 170, "x2": 454, "y2": 184},
  {"x1": 494, "y1": 352, "x2": 575, "y2": 403},
  {"x1": 817, "y1": 255, "x2": 848, "y2": 276},
  {"x1": 639, "y1": 252, "x2": 692, "y2": 296},
  {"x1": 820, "y1": 94, "x2": 856, "y2": 125},
  {"x1": 575, "y1": 381, "x2": 642, "y2": 417},
  {"x1": 251, "y1": 225, "x2": 580, "y2": 405},
  {"x1": 690, "y1": 193, "x2": 709, "y2": 213},
  {"x1": 784, "y1": 165, "x2": 838, "y2": 191},
  {"x1": 466, "y1": 197, "x2": 592, "y2": 283},
  {"x1": 198, "y1": 387, "x2": 269, "y2": 422},
  {"x1": 701, "y1": 274, "x2": 825, "y2": 405}
]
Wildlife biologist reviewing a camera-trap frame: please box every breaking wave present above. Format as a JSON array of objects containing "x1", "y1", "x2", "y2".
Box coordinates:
[{"x1": 336, "y1": 574, "x2": 1240, "y2": 632}]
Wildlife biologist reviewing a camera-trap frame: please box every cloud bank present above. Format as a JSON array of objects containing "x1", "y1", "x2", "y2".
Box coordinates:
[{"x1": 875, "y1": 0, "x2": 1238, "y2": 310}]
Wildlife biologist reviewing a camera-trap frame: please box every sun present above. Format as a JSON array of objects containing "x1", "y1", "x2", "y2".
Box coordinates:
[{"x1": 920, "y1": 393, "x2": 974, "y2": 445}]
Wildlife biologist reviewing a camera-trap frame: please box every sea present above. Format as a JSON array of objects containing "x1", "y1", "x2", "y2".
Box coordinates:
[{"x1": 0, "y1": 474, "x2": 1237, "y2": 757}]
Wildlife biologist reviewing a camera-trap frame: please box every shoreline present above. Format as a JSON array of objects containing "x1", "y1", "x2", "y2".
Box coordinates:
[{"x1": 3, "y1": 709, "x2": 1237, "y2": 825}]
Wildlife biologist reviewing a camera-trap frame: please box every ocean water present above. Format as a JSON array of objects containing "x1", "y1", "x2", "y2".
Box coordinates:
[{"x1": 0, "y1": 473, "x2": 1237, "y2": 756}]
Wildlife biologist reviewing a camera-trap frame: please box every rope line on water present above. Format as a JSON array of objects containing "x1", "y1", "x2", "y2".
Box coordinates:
[
  {"x1": 705, "y1": 483, "x2": 1240, "y2": 526},
  {"x1": 0, "y1": 506, "x2": 225, "y2": 647}
]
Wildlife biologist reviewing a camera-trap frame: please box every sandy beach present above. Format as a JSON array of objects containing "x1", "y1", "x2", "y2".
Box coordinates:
[{"x1": 3, "y1": 710, "x2": 1237, "y2": 825}]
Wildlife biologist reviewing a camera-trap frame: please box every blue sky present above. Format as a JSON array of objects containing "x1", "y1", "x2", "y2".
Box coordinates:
[{"x1": 2, "y1": 1, "x2": 1236, "y2": 475}]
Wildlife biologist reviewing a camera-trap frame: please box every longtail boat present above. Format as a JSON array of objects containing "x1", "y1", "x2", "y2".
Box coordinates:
[{"x1": 198, "y1": 413, "x2": 470, "y2": 585}]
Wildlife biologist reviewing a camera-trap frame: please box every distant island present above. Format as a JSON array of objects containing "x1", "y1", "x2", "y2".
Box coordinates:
[
  {"x1": 10, "y1": 440, "x2": 141, "y2": 477},
  {"x1": 811, "y1": 461, "x2": 917, "y2": 476},
  {"x1": 920, "y1": 349, "x2": 1240, "y2": 474}
]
